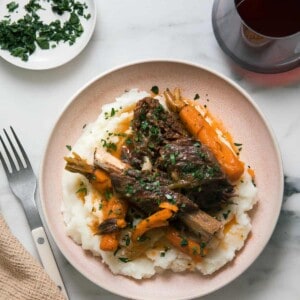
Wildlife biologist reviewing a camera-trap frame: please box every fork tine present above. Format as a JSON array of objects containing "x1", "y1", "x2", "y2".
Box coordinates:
[
  {"x1": 0, "y1": 150, "x2": 10, "y2": 175},
  {"x1": 0, "y1": 134, "x2": 17, "y2": 172},
  {"x1": 10, "y1": 126, "x2": 32, "y2": 168},
  {"x1": 4, "y1": 128, "x2": 24, "y2": 169}
]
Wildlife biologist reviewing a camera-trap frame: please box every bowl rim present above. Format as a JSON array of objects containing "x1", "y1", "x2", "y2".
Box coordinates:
[{"x1": 39, "y1": 59, "x2": 284, "y2": 299}]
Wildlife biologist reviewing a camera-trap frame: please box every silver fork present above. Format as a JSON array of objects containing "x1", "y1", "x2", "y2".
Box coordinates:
[{"x1": 0, "y1": 127, "x2": 69, "y2": 299}]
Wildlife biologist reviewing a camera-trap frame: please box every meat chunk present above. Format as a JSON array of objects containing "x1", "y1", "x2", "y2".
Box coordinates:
[
  {"x1": 109, "y1": 168, "x2": 198, "y2": 214},
  {"x1": 110, "y1": 169, "x2": 221, "y2": 241},
  {"x1": 132, "y1": 97, "x2": 188, "y2": 140},
  {"x1": 156, "y1": 137, "x2": 234, "y2": 210},
  {"x1": 156, "y1": 137, "x2": 223, "y2": 187},
  {"x1": 180, "y1": 211, "x2": 222, "y2": 241},
  {"x1": 121, "y1": 97, "x2": 189, "y2": 168},
  {"x1": 124, "y1": 97, "x2": 234, "y2": 211}
]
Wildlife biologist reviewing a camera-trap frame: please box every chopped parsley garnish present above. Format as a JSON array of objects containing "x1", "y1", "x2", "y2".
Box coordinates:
[
  {"x1": 141, "y1": 120, "x2": 149, "y2": 130},
  {"x1": 110, "y1": 107, "x2": 117, "y2": 117},
  {"x1": 25, "y1": 0, "x2": 43, "y2": 13},
  {"x1": 84, "y1": 13, "x2": 91, "y2": 20},
  {"x1": 125, "y1": 137, "x2": 132, "y2": 145},
  {"x1": 76, "y1": 186, "x2": 87, "y2": 196},
  {"x1": 104, "y1": 189, "x2": 113, "y2": 200},
  {"x1": 36, "y1": 37, "x2": 50, "y2": 49},
  {"x1": 192, "y1": 246, "x2": 199, "y2": 255},
  {"x1": 6, "y1": 1, "x2": 19, "y2": 12},
  {"x1": 194, "y1": 93, "x2": 200, "y2": 100},
  {"x1": 170, "y1": 153, "x2": 176, "y2": 165},
  {"x1": 153, "y1": 103, "x2": 164, "y2": 117},
  {"x1": 113, "y1": 247, "x2": 120, "y2": 256},
  {"x1": 137, "y1": 235, "x2": 150, "y2": 242},
  {"x1": 165, "y1": 194, "x2": 176, "y2": 204},
  {"x1": 125, "y1": 184, "x2": 134, "y2": 196},
  {"x1": 66, "y1": 145, "x2": 72, "y2": 151},
  {"x1": 151, "y1": 85, "x2": 159, "y2": 95},
  {"x1": 222, "y1": 210, "x2": 231, "y2": 220},
  {"x1": 118, "y1": 257, "x2": 131, "y2": 263},
  {"x1": 200, "y1": 242, "x2": 206, "y2": 256},
  {"x1": 108, "y1": 132, "x2": 127, "y2": 137},
  {"x1": 123, "y1": 234, "x2": 131, "y2": 246},
  {"x1": 149, "y1": 125, "x2": 160, "y2": 136},
  {"x1": 104, "y1": 108, "x2": 118, "y2": 119},
  {"x1": 0, "y1": 0, "x2": 90, "y2": 61},
  {"x1": 180, "y1": 237, "x2": 188, "y2": 247},
  {"x1": 51, "y1": 0, "x2": 73, "y2": 15},
  {"x1": 101, "y1": 139, "x2": 117, "y2": 152}
]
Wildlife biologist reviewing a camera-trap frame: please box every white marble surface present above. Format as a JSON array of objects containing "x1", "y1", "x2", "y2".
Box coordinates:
[{"x1": 0, "y1": 0, "x2": 300, "y2": 299}]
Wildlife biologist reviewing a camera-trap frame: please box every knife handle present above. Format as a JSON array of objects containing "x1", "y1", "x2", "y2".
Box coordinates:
[{"x1": 32, "y1": 227, "x2": 69, "y2": 300}]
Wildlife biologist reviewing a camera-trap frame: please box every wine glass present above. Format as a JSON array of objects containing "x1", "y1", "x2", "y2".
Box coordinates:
[{"x1": 212, "y1": 0, "x2": 300, "y2": 74}]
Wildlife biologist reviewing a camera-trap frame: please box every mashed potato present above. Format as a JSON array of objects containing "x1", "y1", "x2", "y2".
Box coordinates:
[{"x1": 62, "y1": 89, "x2": 257, "y2": 279}]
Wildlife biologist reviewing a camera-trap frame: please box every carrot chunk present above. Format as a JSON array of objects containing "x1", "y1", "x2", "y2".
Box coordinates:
[
  {"x1": 131, "y1": 209, "x2": 173, "y2": 242},
  {"x1": 165, "y1": 227, "x2": 208, "y2": 262},
  {"x1": 179, "y1": 105, "x2": 244, "y2": 182},
  {"x1": 100, "y1": 233, "x2": 119, "y2": 251}
]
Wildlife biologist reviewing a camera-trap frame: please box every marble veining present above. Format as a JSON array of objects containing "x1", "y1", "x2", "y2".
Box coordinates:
[
  {"x1": 0, "y1": 0, "x2": 300, "y2": 299},
  {"x1": 284, "y1": 177, "x2": 300, "y2": 200}
]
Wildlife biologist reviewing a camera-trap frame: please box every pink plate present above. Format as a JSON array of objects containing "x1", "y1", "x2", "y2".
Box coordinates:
[{"x1": 39, "y1": 60, "x2": 283, "y2": 300}]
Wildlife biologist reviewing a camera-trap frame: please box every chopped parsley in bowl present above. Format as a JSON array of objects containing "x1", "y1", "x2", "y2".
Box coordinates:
[{"x1": 0, "y1": 0, "x2": 91, "y2": 61}]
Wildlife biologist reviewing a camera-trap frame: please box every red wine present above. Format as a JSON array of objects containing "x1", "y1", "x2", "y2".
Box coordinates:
[{"x1": 235, "y1": 0, "x2": 300, "y2": 38}]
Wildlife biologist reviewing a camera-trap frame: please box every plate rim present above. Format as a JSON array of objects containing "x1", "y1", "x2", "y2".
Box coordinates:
[
  {"x1": 39, "y1": 59, "x2": 284, "y2": 299},
  {"x1": 0, "y1": 0, "x2": 97, "y2": 70}
]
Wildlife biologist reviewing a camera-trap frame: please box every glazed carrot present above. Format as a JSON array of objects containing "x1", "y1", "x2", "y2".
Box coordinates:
[
  {"x1": 165, "y1": 227, "x2": 208, "y2": 262},
  {"x1": 179, "y1": 105, "x2": 244, "y2": 182},
  {"x1": 131, "y1": 208, "x2": 174, "y2": 242},
  {"x1": 98, "y1": 194, "x2": 128, "y2": 251},
  {"x1": 159, "y1": 202, "x2": 179, "y2": 213},
  {"x1": 164, "y1": 89, "x2": 245, "y2": 182},
  {"x1": 65, "y1": 153, "x2": 127, "y2": 251},
  {"x1": 102, "y1": 195, "x2": 127, "y2": 221},
  {"x1": 90, "y1": 169, "x2": 112, "y2": 191},
  {"x1": 100, "y1": 233, "x2": 119, "y2": 251}
]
